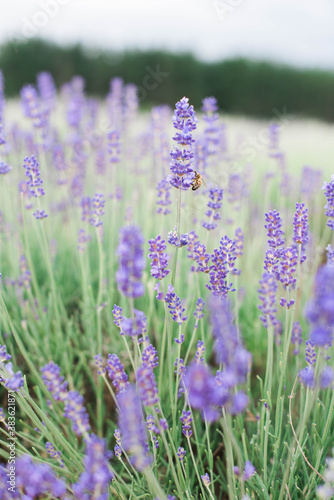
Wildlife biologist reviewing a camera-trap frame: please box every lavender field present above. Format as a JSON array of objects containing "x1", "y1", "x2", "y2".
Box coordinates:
[{"x1": 0, "y1": 71, "x2": 334, "y2": 499}]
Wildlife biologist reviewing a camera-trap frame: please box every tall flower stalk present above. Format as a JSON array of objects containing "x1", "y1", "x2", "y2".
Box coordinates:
[{"x1": 168, "y1": 96, "x2": 197, "y2": 286}]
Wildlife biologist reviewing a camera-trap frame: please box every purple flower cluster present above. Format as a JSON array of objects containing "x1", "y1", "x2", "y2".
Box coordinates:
[
  {"x1": 180, "y1": 410, "x2": 193, "y2": 438},
  {"x1": 23, "y1": 155, "x2": 45, "y2": 197},
  {"x1": 258, "y1": 272, "x2": 278, "y2": 328},
  {"x1": 64, "y1": 391, "x2": 91, "y2": 436},
  {"x1": 184, "y1": 363, "x2": 224, "y2": 421},
  {"x1": 148, "y1": 235, "x2": 169, "y2": 279},
  {"x1": 207, "y1": 236, "x2": 238, "y2": 297},
  {"x1": 168, "y1": 96, "x2": 198, "y2": 190},
  {"x1": 305, "y1": 264, "x2": 334, "y2": 347},
  {"x1": 73, "y1": 435, "x2": 113, "y2": 499},
  {"x1": 21, "y1": 85, "x2": 45, "y2": 129},
  {"x1": 292, "y1": 202, "x2": 309, "y2": 245},
  {"x1": 107, "y1": 130, "x2": 121, "y2": 163},
  {"x1": 142, "y1": 344, "x2": 159, "y2": 369},
  {"x1": 136, "y1": 364, "x2": 159, "y2": 407},
  {"x1": 202, "y1": 187, "x2": 223, "y2": 231},
  {"x1": 89, "y1": 193, "x2": 105, "y2": 228},
  {"x1": 0, "y1": 345, "x2": 24, "y2": 392},
  {"x1": 117, "y1": 385, "x2": 152, "y2": 470},
  {"x1": 202, "y1": 96, "x2": 220, "y2": 157},
  {"x1": 164, "y1": 285, "x2": 188, "y2": 325},
  {"x1": 167, "y1": 228, "x2": 189, "y2": 247},
  {"x1": 0, "y1": 455, "x2": 66, "y2": 498},
  {"x1": 209, "y1": 296, "x2": 251, "y2": 414},
  {"x1": 322, "y1": 175, "x2": 334, "y2": 230},
  {"x1": 194, "y1": 298, "x2": 205, "y2": 321},
  {"x1": 41, "y1": 361, "x2": 90, "y2": 435},
  {"x1": 41, "y1": 361, "x2": 68, "y2": 401},
  {"x1": 291, "y1": 322, "x2": 303, "y2": 355},
  {"x1": 106, "y1": 354, "x2": 129, "y2": 392},
  {"x1": 156, "y1": 178, "x2": 172, "y2": 215},
  {"x1": 263, "y1": 210, "x2": 285, "y2": 273},
  {"x1": 116, "y1": 225, "x2": 145, "y2": 298},
  {"x1": 114, "y1": 308, "x2": 147, "y2": 337}
]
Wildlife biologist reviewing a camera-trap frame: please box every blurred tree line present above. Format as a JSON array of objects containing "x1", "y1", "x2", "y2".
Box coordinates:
[{"x1": 1, "y1": 38, "x2": 334, "y2": 121}]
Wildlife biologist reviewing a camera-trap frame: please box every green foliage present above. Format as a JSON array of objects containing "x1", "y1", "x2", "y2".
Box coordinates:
[{"x1": 1, "y1": 38, "x2": 334, "y2": 120}]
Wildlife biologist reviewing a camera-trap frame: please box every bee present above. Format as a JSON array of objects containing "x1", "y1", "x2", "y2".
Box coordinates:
[{"x1": 191, "y1": 171, "x2": 207, "y2": 191}]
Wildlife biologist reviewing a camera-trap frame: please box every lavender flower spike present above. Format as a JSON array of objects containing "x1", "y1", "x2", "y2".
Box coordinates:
[
  {"x1": 322, "y1": 175, "x2": 334, "y2": 230},
  {"x1": 148, "y1": 235, "x2": 169, "y2": 280},
  {"x1": 117, "y1": 385, "x2": 152, "y2": 471},
  {"x1": 168, "y1": 96, "x2": 198, "y2": 190},
  {"x1": 116, "y1": 225, "x2": 145, "y2": 298},
  {"x1": 73, "y1": 434, "x2": 113, "y2": 499}
]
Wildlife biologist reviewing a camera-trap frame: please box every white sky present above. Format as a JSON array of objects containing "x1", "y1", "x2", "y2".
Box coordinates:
[{"x1": 1, "y1": 0, "x2": 333, "y2": 69}]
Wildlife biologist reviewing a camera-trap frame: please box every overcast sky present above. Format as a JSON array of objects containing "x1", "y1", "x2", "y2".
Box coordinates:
[{"x1": 1, "y1": 0, "x2": 333, "y2": 70}]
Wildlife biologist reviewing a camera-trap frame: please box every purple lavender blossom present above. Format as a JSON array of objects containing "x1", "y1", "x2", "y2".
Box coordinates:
[
  {"x1": 195, "y1": 341, "x2": 205, "y2": 364},
  {"x1": 78, "y1": 228, "x2": 92, "y2": 253},
  {"x1": 117, "y1": 385, "x2": 152, "y2": 470},
  {"x1": 3, "y1": 363, "x2": 24, "y2": 392},
  {"x1": 33, "y1": 209, "x2": 48, "y2": 220},
  {"x1": 41, "y1": 361, "x2": 68, "y2": 401},
  {"x1": 13, "y1": 455, "x2": 66, "y2": 498},
  {"x1": 201, "y1": 472, "x2": 211, "y2": 487},
  {"x1": 21, "y1": 85, "x2": 44, "y2": 129},
  {"x1": 142, "y1": 344, "x2": 159, "y2": 369},
  {"x1": 89, "y1": 193, "x2": 105, "y2": 228},
  {"x1": 23, "y1": 156, "x2": 45, "y2": 197},
  {"x1": 207, "y1": 236, "x2": 238, "y2": 297},
  {"x1": 180, "y1": 410, "x2": 193, "y2": 438},
  {"x1": 194, "y1": 298, "x2": 205, "y2": 321},
  {"x1": 164, "y1": 285, "x2": 188, "y2": 324},
  {"x1": 148, "y1": 235, "x2": 170, "y2": 279},
  {"x1": 202, "y1": 96, "x2": 220, "y2": 157},
  {"x1": 37, "y1": 72, "x2": 56, "y2": 112},
  {"x1": 107, "y1": 77, "x2": 123, "y2": 130},
  {"x1": 263, "y1": 210, "x2": 285, "y2": 273},
  {"x1": 0, "y1": 344, "x2": 11, "y2": 364},
  {"x1": 322, "y1": 175, "x2": 334, "y2": 230},
  {"x1": 305, "y1": 264, "x2": 334, "y2": 347},
  {"x1": 327, "y1": 244, "x2": 334, "y2": 265},
  {"x1": 94, "y1": 354, "x2": 105, "y2": 375},
  {"x1": 277, "y1": 247, "x2": 298, "y2": 288},
  {"x1": 305, "y1": 341, "x2": 316, "y2": 365},
  {"x1": 189, "y1": 241, "x2": 210, "y2": 273},
  {"x1": 73, "y1": 435, "x2": 113, "y2": 499},
  {"x1": 64, "y1": 391, "x2": 91, "y2": 436},
  {"x1": 120, "y1": 309, "x2": 147, "y2": 337},
  {"x1": 116, "y1": 225, "x2": 145, "y2": 298},
  {"x1": 301, "y1": 166, "x2": 322, "y2": 198},
  {"x1": 168, "y1": 97, "x2": 198, "y2": 190},
  {"x1": 0, "y1": 162, "x2": 11, "y2": 175},
  {"x1": 81, "y1": 196, "x2": 91, "y2": 222},
  {"x1": 209, "y1": 296, "x2": 251, "y2": 414},
  {"x1": 156, "y1": 178, "x2": 172, "y2": 215},
  {"x1": 291, "y1": 322, "x2": 303, "y2": 354},
  {"x1": 136, "y1": 365, "x2": 159, "y2": 406},
  {"x1": 46, "y1": 442, "x2": 64, "y2": 467},
  {"x1": 114, "y1": 428, "x2": 122, "y2": 459},
  {"x1": 107, "y1": 131, "x2": 121, "y2": 163},
  {"x1": 168, "y1": 228, "x2": 189, "y2": 247},
  {"x1": 243, "y1": 461, "x2": 256, "y2": 480},
  {"x1": 258, "y1": 272, "x2": 278, "y2": 328},
  {"x1": 229, "y1": 392, "x2": 249, "y2": 415},
  {"x1": 202, "y1": 187, "x2": 223, "y2": 231},
  {"x1": 293, "y1": 202, "x2": 309, "y2": 245},
  {"x1": 106, "y1": 354, "x2": 129, "y2": 393},
  {"x1": 112, "y1": 305, "x2": 123, "y2": 328},
  {"x1": 184, "y1": 363, "x2": 223, "y2": 422},
  {"x1": 234, "y1": 227, "x2": 244, "y2": 257},
  {"x1": 177, "y1": 447, "x2": 186, "y2": 461}
]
